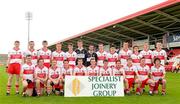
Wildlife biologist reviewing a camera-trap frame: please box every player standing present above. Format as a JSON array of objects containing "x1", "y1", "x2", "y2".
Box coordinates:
[
  {"x1": 96, "y1": 43, "x2": 107, "y2": 67},
  {"x1": 87, "y1": 58, "x2": 99, "y2": 76},
  {"x1": 131, "y1": 46, "x2": 142, "y2": 66},
  {"x1": 47, "y1": 59, "x2": 61, "y2": 96},
  {"x1": 65, "y1": 43, "x2": 77, "y2": 68},
  {"x1": 150, "y1": 58, "x2": 166, "y2": 95},
  {"x1": 21, "y1": 55, "x2": 35, "y2": 96},
  {"x1": 106, "y1": 44, "x2": 118, "y2": 67},
  {"x1": 119, "y1": 42, "x2": 132, "y2": 65},
  {"x1": 38, "y1": 40, "x2": 52, "y2": 68},
  {"x1": 24, "y1": 41, "x2": 38, "y2": 65},
  {"x1": 140, "y1": 42, "x2": 153, "y2": 68},
  {"x1": 52, "y1": 43, "x2": 66, "y2": 68},
  {"x1": 34, "y1": 58, "x2": 48, "y2": 96},
  {"x1": 152, "y1": 42, "x2": 167, "y2": 65},
  {"x1": 6, "y1": 41, "x2": 24, "y2": 95}
]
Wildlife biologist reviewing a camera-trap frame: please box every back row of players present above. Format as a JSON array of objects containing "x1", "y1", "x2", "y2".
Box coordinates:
[{"x1": 6, "y1": 40, "x2": 167, "y2": 96}]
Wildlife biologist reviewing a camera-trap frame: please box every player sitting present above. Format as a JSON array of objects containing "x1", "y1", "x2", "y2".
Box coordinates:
[
  {"x1": 47, "y1": 59, "x2": 61, "y2": 96},
  {"x1": 74, "y1": 58, "x2": 87, "y2": 76},
  {"x1": 21, "y1": 55, "x2": 35, "y2": 96},
  {"x1": 136, "y1": 57, "x2": 155, "y2": 95},
  {"x1": 99, "y1": 60, "x2": 112, "y2": 76},
  {"x1": 87, "y1": 58, "x2": 100, "y2": 76},
  {"x1": 34, "y1": 58, "x2": 48, "y2": 96},
  {"x1": 150, "y1": 58, "x2": 166, "y2": 95},
  {"x1": 124, "y1": 58, "x2": 141, "y2": 95}
]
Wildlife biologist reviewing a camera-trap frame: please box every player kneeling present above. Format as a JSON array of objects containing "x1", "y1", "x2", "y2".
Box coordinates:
[
  {"x1": 35, "y1": 58, "x2": 48, "y2": 96},
  {"x1": 136, "y1": 57, "x2": 155, "y2": 95},
  {"x1": 21, "y1": 55, "x2": 35, "y2": 96},
  {"x1": 47, "y1": 59, "x2": 61, "y2": 96},
  {"x1": 151, "y1": 58, "x2": 166, "y2": 95},
  {"x1": 124, "y1": 58, "x2": 141, "y2": 95}
]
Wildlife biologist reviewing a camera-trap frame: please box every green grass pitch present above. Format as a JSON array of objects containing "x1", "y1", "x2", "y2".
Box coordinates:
[{"x1": 0, "y1": 66, "x2": 180, "y2": 104}]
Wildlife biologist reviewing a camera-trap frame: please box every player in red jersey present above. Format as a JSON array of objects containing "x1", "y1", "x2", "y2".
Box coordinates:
[
  {"x1": 47, "y1": 59, "x2": 61, "y2": 96},
  {"x1": 152, "y1": 42, "x2": 167, "y2": 65},
  {"x1": 124, "y1": 58, "x2": 141, "y2": 95},
  {"x1": 106, "y1": 44, "x2": 118, "y2": 67},
  {"x1": 65, "y1": 43, "x2": 77, "y2": 68},
  {"x1": 74, "y1": 58, "x2": 87, "y2": 76},
  {"x1": 131, "y1": 46, "x2": 142, "y2": 66},
  {"x1": 87, "y1": 58, "x2": 100, "y2": 76},
  {"x1": 150, "y1": 58, "x2": 166, "y2": 95},
  {"x1": 136, "y1": 57, "x2": 155, "y2": 95},
  {"x1": 21, "y1": 55, "x2": 35, "y2": 96},
  {"x1": 34, "y1": 58, "x2": 48, "y2": 96},
  {"x1": 99, "y1": 60, "x2": 112, "y2": 76},
  {"x1": 119, "y1": 41, "x2": 132, "y2": 66},
  {"x1": 38, "y1": 40, "x2": 52, "y2": 68},
  {"x1": 96, "y1": 43, "x2": 107, "y2": 67},
  {"x1": 52, "y1": 42, "x2": 66, "y2": 68},
  {"x1": 140, "y1": 42, "x2": 153, "y2": 68},
  {"x1": 24, "y1": 41, "x2": 38, "y2": 65},
  {"x1": 6, "y1": 41, "x2": 24, "y2": 95}
]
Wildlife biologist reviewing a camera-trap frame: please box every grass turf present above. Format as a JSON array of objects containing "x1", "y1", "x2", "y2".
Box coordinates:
[{"x1": 0, "y1": 66, "x2": 180, "y2": 104}]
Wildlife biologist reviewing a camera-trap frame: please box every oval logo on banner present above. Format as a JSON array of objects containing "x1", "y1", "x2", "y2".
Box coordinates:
[{"x1": 72, "y1": 78, "x2": 80, "y2": 96}]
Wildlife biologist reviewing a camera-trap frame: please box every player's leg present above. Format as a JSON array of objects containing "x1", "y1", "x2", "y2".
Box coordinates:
[
  {"x1": 15, "y1": 75, "x2": 20, "y2": 94},
  {"x1": 146, "y1": 79, "x2": 155, "y2": 95},
  {"x1": 153, "y1": 82, "x2": 159, "y2": 94},
  {"x1": 134, "y1": 79, "x2": 141, "y2": 95},
  {"x1": 124, "y1": 79, "x2": 130, "y2": 94},
  {"x1": 6, "y1": 73, "x2": 13, "y2": 95},
  {"x1": 161, "y1": 79, "x2": 166, "y2": 95},
  {"x1": 59, "y1": 78, "x2": 64, "y2": 96},
  {"x1": 22, "y1": 80, "x2": 28, "y2": 96},
  {"x1": 26, "y1": 89, "x2": 33, "y2": 96},
  {"x1": 35, "y1": 79, "x2": 41, "y2": 96},
  {"x1": 47, "y1": 79, "x2": 53, "y2": 95}
]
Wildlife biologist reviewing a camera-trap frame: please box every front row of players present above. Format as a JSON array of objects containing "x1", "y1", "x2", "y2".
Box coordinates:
[{"x1": 21, "y1": 55, "x2": 166, "y2": 96}]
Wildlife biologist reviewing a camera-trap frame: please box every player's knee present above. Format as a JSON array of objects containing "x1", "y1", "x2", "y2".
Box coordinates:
[
  {"x1": 162, "y1": 79, "x2": 166, "y2": 84},
  {"x1": 36, "y1": 79, "x2": 40, "y2": 84},
  {"x1": 22, "y1": 81, "x2": 28, "y2": 87}
]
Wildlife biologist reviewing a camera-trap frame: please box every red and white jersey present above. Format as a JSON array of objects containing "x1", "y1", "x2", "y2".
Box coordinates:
[
  {"x1": 96, "y1": 51, "x2": 107, "y2": 67},
  {"x1": 48, "y1": 67, "x2": 61, "y2": 79},
  {"x1": 61, "y1": 67, "x2": 73, "y2": 77},
  {"x1": 151, "y1": 65, "x2": 165, "y2": 82},
  {"x1": 35, "y1": 66, "x2": 48, "y2": 79},
  {"x1": 152, "y1": 50, "x2": 167, "y2": 65},
  {"x1": 119, "y1": 49, "x2": 132, "y2": 65},
  {"x1": 38, "y1": 48, "x2": 52, "y2": 63},
  {"x1": 87, "y1": 66, "x2": 100, "y2": 76},
  {"x1": 106, "y1": 52, "x2": 118, "y2": 67},
  {"x1": 74, "y1": 66, "x2": 87, "y2": 76},
  {"x1": 140, "y1": 50, "x2": 153, "y2": 66},
  {"x1": 112, "y1": 67, "x2": 124, "y2": 76},
  {"x1": 65, "y1": 51, "x2": 77, "y2": 67},
  {"x1": 123, "y1": 65, "x2": 136, "y2": 79},
  {"x1": 131, "y1": 53, "x2": 143, "y2": 66},
  {"x1": 24, "y1": 49, "x2": 38, "y2": 65},
  {"x1": 136, "y1": 65, "x2": 150, "y2": 81},
  {"x1": 21, "y1": 63, "x2": 35, "y2": 81},
  {"x1": 52, "y1": 51, "x2": 66, "y2": 68},
  {"x1": 99, "y1": 66, "x2": 112, "y2": 76},
  {"x1": 8, "y1": 48, "x2": 24, "y2": 64}
]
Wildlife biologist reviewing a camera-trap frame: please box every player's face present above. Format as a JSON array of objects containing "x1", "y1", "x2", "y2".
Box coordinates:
[
  {"x1": 123, "y1": 43, "x2": 128, "y2": 49},
  {"x1": 14, "y1": 42, "x2": 20, "y2": 48},
  {"x1": 156, "y1": 43, "x2": 162, "y2": 49},
  {"x1": 89, "y1": 45, "x2": 94, "y2": 51},
  {"x1": 63, "y1": 61, "x2": 69, "y2": 68},
  {"x1": 116, "y1": 62, "x2": 121, "y2": 67},
  {"x1": 90, "y1": 60, "x2": 96, "y2": 66},
  {"x1": 29, "y1": 42, "x2": 34, "y2": 48},
  {"x1": 140, "y1": 59, "x2": 145, "y2": 65},
  {"x1": 144, "y1": 43, "x2": 149, "y2": 50},
  {"x1": 127, "y1": 59, "x2": 132, "y2": 65},
  {"x1": 133, "y1": 47, "x2": 139, "y2": 52},
  {"x1": 103, "y1": 61, "x2": 108, "y2": 66},
  {"x1": 38, "y1": 60, "x2": 44, "y2": 66},
  {"x1": 155, "y1": 60, "x2": 161, "y2": 65},
  {"x1": 26, "y1": 57, "x2": 32, "y2": 63},
  {"x1": 98, "y1": 44, "x2": 104, "y2": 50},
  {"x1": 43, "y1": 42, "x2": 48, "y2": 48},
  {"x1": 110, "y1": 47, "x2": 115, "y2": 53},
  {"x1": 77, "y1": 60, "x2": 83, "y2": 65},
  {"x1": 56, "y1": 44, "x2": 62, "y2": 50},
  {"x1": 51, "y1": 60, "x2": 57, "y2": 66},
  {"x1": 68, "y1": 45, "x2": 73, "y2": 50},
  {"x1": 77, "y1": 41, "x2": 83, "y2": 48}
]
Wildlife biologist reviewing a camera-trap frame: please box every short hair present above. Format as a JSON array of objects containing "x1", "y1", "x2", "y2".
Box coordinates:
[
  {"x1": 127, "y1": 58, "x2": 132, "y2": 61},
  {"x1": 110, "y1": 44, "x2": 115, "y2": 48},
  {"x1": 103, "y1": 59, "x2": 108, "y2": 63},
  {"x1": 90, "y1": 57, "x2": 96, "y2": 62},
  {"x1": 98, "y1": 43, "x2": 104, "y2": 46},
  {"x1": 56, "y1": 42, "x2": 62, "y2": 45},
  {"x1": 133, "y1": 45, "x2": 139, "y2": 49},
  {"x1": 14, "y1": 40, "x2": 20, "y2": 43},
  {"x1": 26, "y1": 54, "x2": 32, "y2": 58},
  {"x1": 123, "y1": 41, "x2": 128, "y2": 44},
  {"x1": 154, "y1": 58, "x2": 161, "y2": 64},
  {"x1": 42, "y1": 40, "x2": 48, "y2": 44},
  {"x1": 89, "y1": 44, "x2": 94, "y2": 47},
  {"x1": 116, "y1": 60, "x2": 121, "y2": 63},
  {"x1": 140, "y1": 57, "x2": 145, "y2": 60},
  {"x1": 37, "y1": 58, "x2": 44, "y2": 63},
  {"x1": 29, "y1": 41, "x2": 34, "y2": 43},
  {"x1": 63, "y1": 59, "x2": 69, "y2": 63},
  {"x1": 68, "y1": 43, "x2": 73, "y2": 46},
  {"x1": 77, "y1": 58, "x2": 83, "y2": 62},
  {"x1": 77, "y1": 40, "x2": 83, "y2": 43},
  {"x1": 156, "y1": 41, "x2": 162, "y2": 44}
]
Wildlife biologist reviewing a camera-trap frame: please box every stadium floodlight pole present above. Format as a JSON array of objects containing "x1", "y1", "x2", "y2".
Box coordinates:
[{"x1": 25, "y1": 12, "x2": 32, "y2": 48}]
